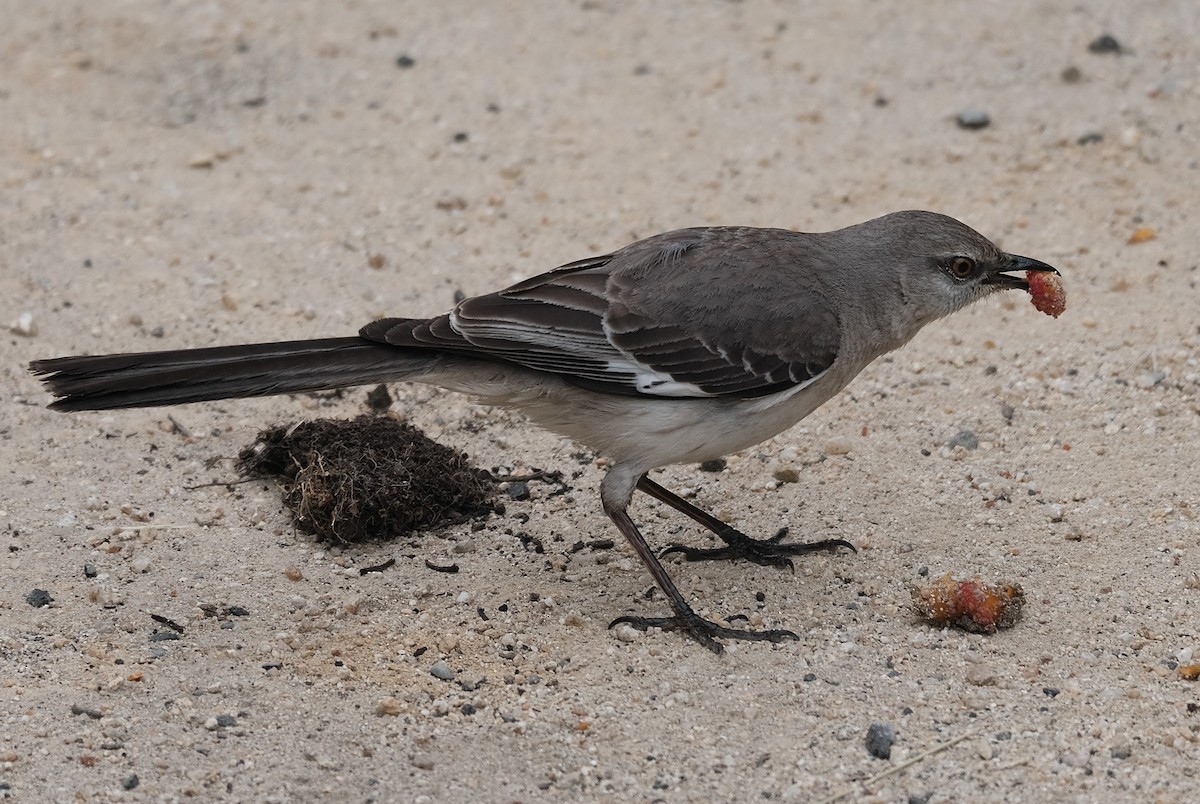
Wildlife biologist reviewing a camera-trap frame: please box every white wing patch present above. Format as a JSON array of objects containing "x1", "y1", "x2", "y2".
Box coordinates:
[
  {"x1": 610, "y1": 360, "x2": 712, "y2": 398},
  {"x1": 743, "y1": 369, "x2": 829, "y2": 413}
]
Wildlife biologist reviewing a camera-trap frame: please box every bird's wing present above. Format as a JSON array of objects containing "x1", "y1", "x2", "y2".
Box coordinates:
[{"x1": 360, "y1": 228, "x2": 841, "y2": 399}]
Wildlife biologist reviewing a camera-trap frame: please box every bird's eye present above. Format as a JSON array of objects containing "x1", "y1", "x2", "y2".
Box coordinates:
[{"x1": 947, "y1": 256, "x2": 976, "y2": 279}]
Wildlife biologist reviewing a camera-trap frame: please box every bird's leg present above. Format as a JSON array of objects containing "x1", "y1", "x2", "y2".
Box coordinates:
[
  {"x1": 637, "y1": 475, "x2": 855, "y2": 571},
  {"x1": 604, "y1": 497, "x2": 799, "y2": 654}
]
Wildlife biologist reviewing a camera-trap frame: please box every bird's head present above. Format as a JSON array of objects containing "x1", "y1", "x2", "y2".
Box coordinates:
[{"x1": 867, "y1": 210, "x2": 1059, "y2": 322}]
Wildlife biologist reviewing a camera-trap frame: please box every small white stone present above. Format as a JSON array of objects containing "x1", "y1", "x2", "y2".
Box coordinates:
[
  {"x1": 53, "y1": 512, "x2": 77, "y2": 538},
  {"x1": 824, "y1": 436, "x2": 853, "y2": 455},
  {"x1": 9, "y1": 312, "x2": 37, "y2": 337},
  {"x1": 131, "y1": 556, "x2": 151, "y2": 573},
  {"x1": 613, "y1": 623, "x2": 639, "y2": 643},
  {"x1": 1137, "y1": 370, "x2": 1166, "y2": 389}
]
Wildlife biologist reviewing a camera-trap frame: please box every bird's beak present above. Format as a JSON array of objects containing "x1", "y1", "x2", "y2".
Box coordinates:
[{"x1": 984, "y1": 253, "x2": 1059, "y2": 290}]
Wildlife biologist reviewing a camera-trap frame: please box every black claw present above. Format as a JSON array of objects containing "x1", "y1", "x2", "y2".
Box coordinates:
[
  {"x1": 661, "y1": 542, "x2": 796, "y2": 571},
  {"x1": 661, "y1": 528, "x2": 855, "y2": 571},
  {"x1": 608, "y1": 612, "x2": 800, "y2": 654},
  {"x1": 615, "y1": 478, "x2": 853, "y2": 655}
]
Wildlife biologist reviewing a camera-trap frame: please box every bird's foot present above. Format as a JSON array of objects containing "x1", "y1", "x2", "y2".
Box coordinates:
[
  {"x1": 660, "y1": 527, "x2": 855, "y2": 571},
  {"x1": 609, "y1": 610, "x2": 799, "y2": 655}
]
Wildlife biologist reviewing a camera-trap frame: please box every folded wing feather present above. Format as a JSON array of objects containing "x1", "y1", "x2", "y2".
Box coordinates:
[{"x1": 360, "y1": 228, "x2": 841, "y2": 400}]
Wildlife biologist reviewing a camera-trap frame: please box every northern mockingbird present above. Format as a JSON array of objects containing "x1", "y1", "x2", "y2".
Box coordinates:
[{"x1": 31, "y1": 210, "x2": 1059, "y2": 653}]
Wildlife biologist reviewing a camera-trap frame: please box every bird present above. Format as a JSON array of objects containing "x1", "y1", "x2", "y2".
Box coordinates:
[{"x1": 30, "y1": 210, "x2": 1059, "y2": 653}]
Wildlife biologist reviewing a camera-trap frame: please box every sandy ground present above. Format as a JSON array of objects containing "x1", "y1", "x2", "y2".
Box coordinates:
[{"x1": 2, "y1": 1, "x2": 1199, "y2": 801}]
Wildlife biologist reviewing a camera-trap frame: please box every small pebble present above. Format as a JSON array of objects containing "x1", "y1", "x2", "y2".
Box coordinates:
[
  {"x1": 122, "y1": 774, "x2": 140, "y2": 790},
  {"x1": 506, "y1": 481, "x2": 530, "y2": 501},
  {"x1": 1127, "y1": 225, "x2": 1155, "y2": 244},
  {"x1": 772, "y1": 467, "x2": 800, "y2": 484},
  {"x1": 411, "y1": 754, "x2": 435, "y2": 770},
  {"x1": 947, "y1": 430, "x2": 978, "y2": 450},
  {"x1": 955, "y1": 108, "x2": 991, "y2": 130},
  {"x1": 9, "y1": 312, "x2": 37, "y2": 337},
  {"x1": 71, "y1": 703, "x2": 103, "y2": 719},
  {"x1": 430, "y1": 661, "x2": 455, "y2": 681},
  {"x1": 865, "y1": 722, "x2": 895, "y2": 759},
  {"x1": 965, "y1": 663, "x2": 999, "y2": 687},
  {"x1": 1137, "y1": 370, "x2": 1166, "y2": 389},
  {"x1": 376, "y1": 696, "x2": 402, "y2": 716},
  {"x1": 698, "y1": 458, "x2": 727, "y2": 472},
  {"x1": 824, "y1": 436, "x2": 853, "y2": 455},
  {"x1": 612, "y1": 623, "x2": 640, "y2": 643},
  {"x1": 1061, "y1": 65, "x2": 1083, "y2": 83},
  {"x1": 1087, "y1": 34, "x2": 1122, "y2": 54},
  {"x1": 131, "y1": 556, "x2": 151, "y2": 573},
  {"x1": 1118, "y1": 128, "x2": 1141, "y2": 150},
  {"x1": 26, "y1": 589, "x2": 53, "y2": 608},
  {"x1": 365, "y1": 383, "x2": 393, "y2": 411}
]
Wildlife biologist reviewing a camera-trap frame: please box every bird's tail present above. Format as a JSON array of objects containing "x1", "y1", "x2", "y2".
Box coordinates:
[{"x1": 29, "y1": 338, "x2": 431, "y2": 411}]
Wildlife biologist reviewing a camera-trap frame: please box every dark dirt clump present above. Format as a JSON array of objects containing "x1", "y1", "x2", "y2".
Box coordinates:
[{"x1": 238, "y1": 415, "x2": 495, "y2": 542}]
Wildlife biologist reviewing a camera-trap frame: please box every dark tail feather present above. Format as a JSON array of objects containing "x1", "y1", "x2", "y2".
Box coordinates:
[{"x1": 29, "y1": 337, "x2": 430, "y2": 411}]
